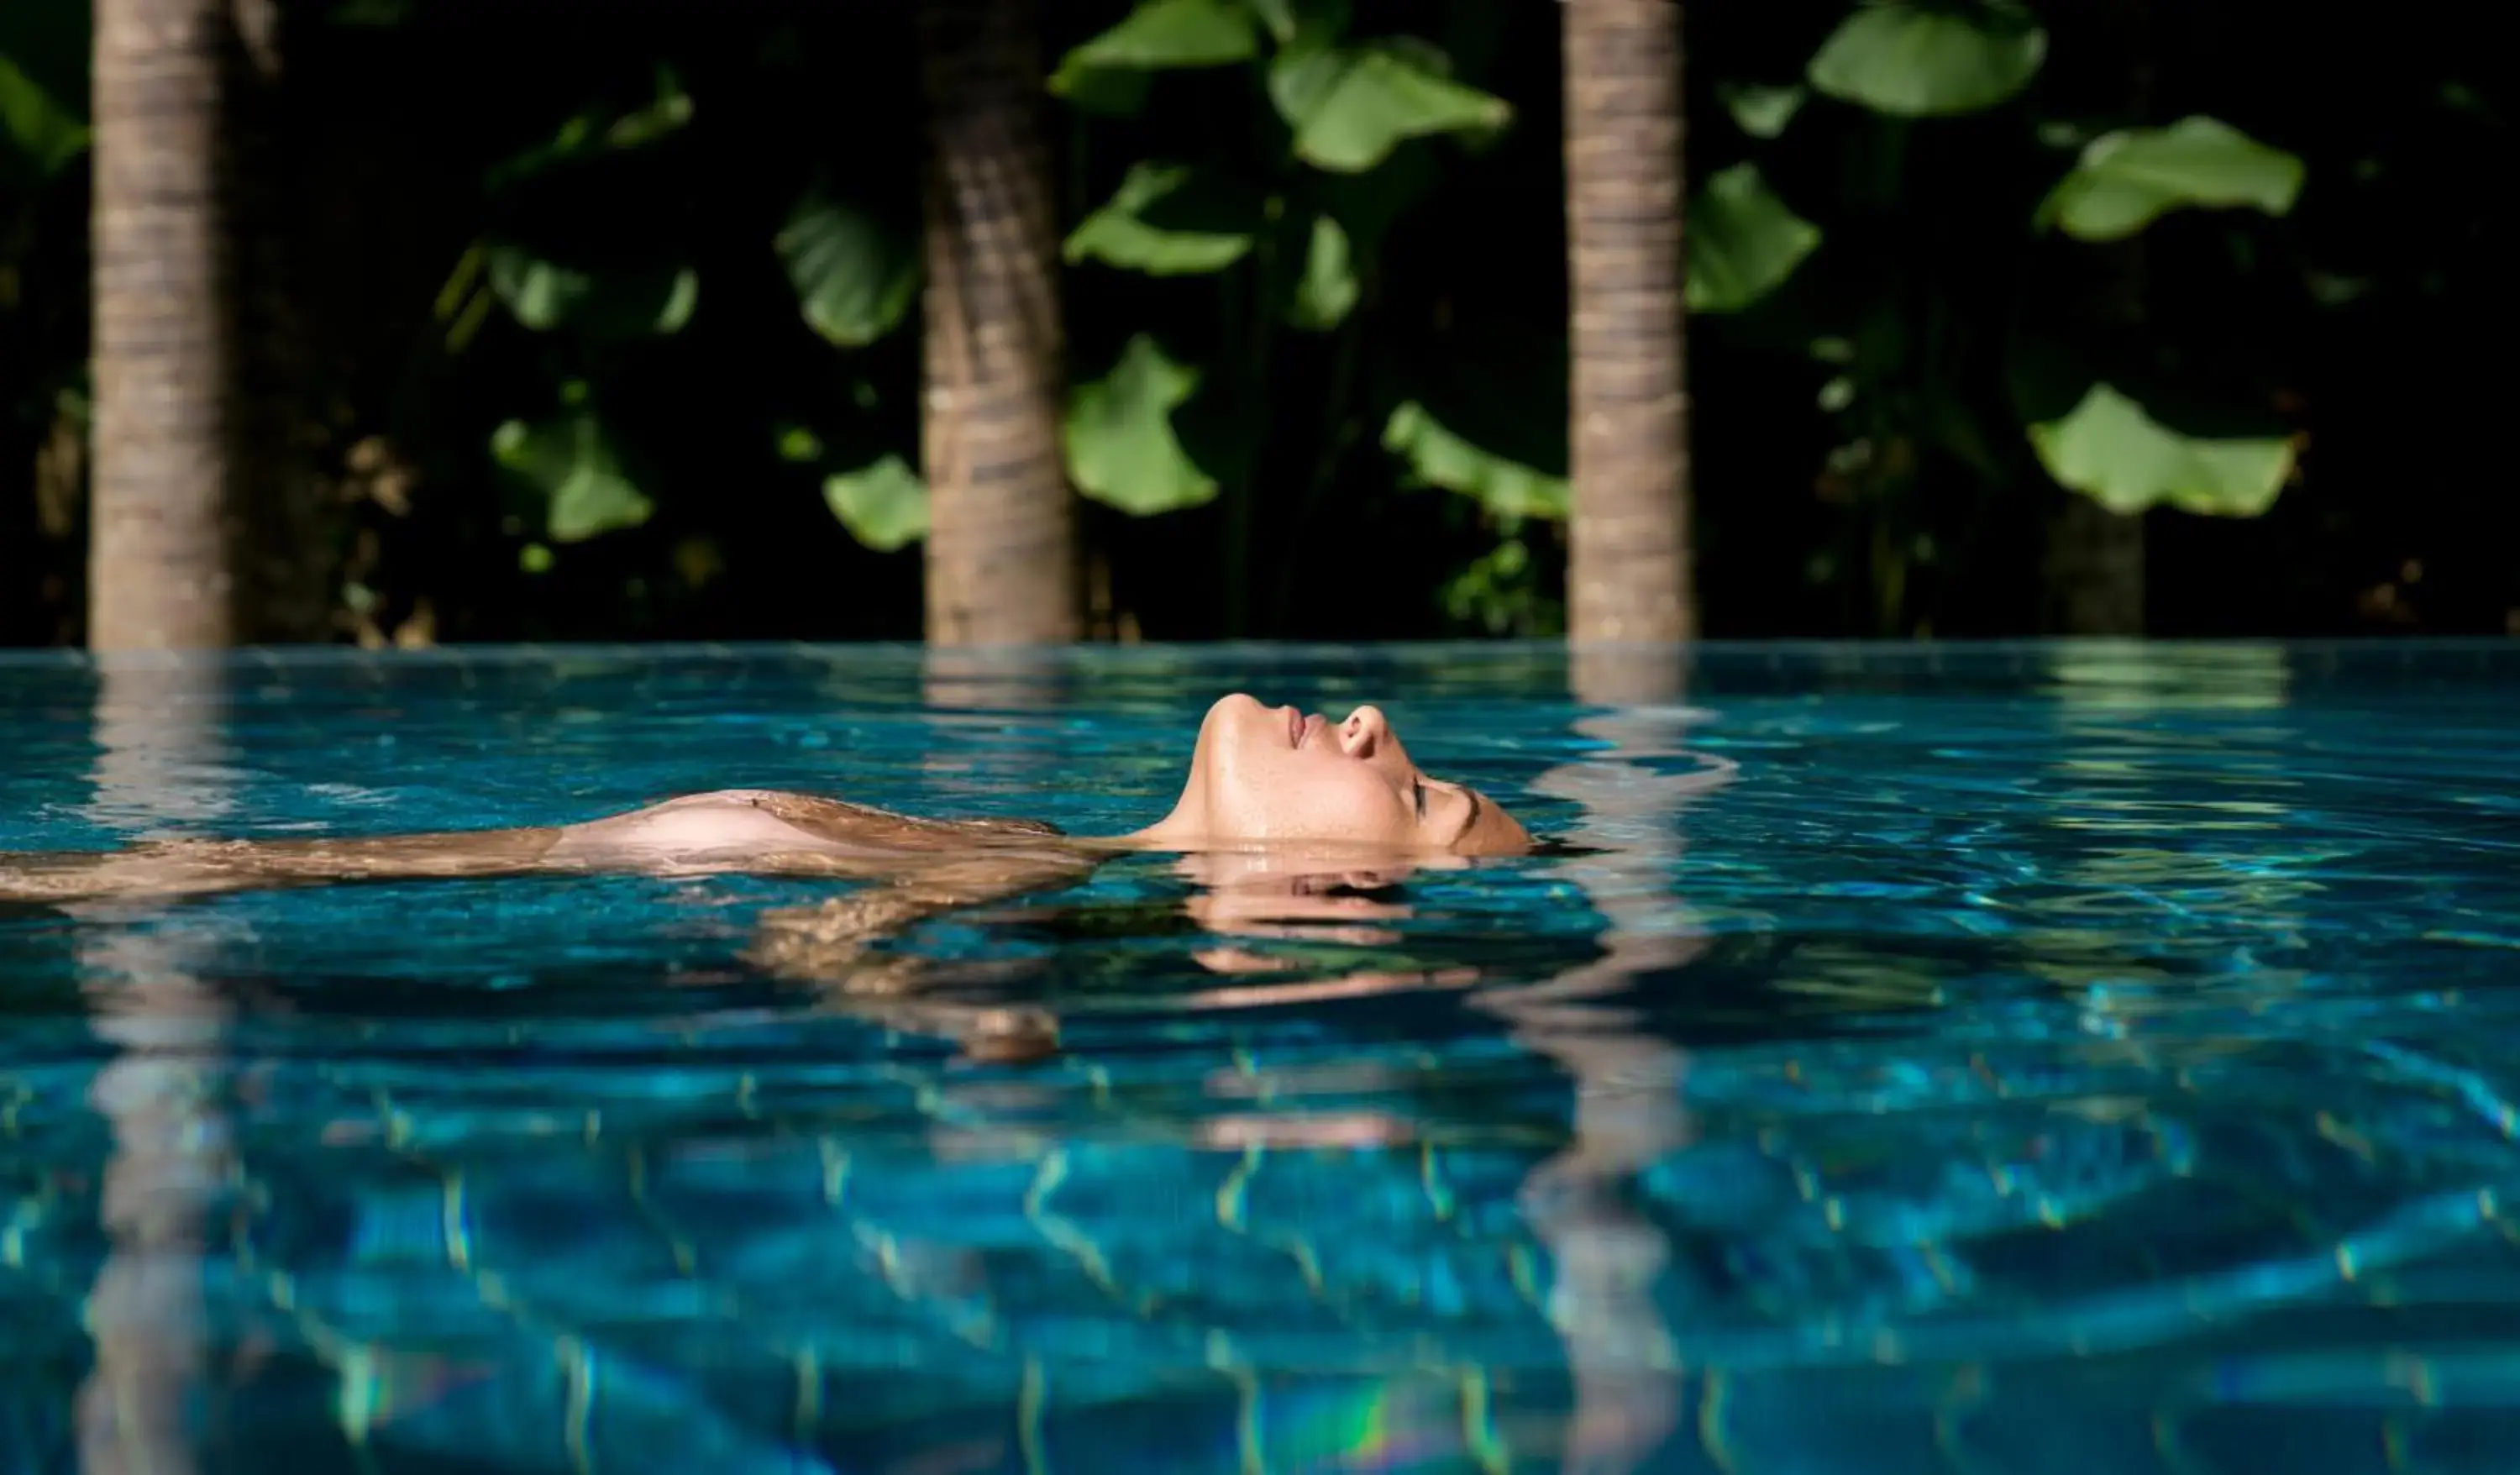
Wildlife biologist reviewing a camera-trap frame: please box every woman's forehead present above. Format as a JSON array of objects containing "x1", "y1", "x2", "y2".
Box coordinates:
[{"x1": 1451, "y1": 785, "x2": 1532, "y2": 855}]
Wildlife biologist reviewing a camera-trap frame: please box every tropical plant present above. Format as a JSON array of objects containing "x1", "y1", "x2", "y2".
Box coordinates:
[
  {"x1": 0, "y1": 0, "x2": 92, "y2": 643},
  {"x1": 7, "y1": 0, "x2": 2507, "y2": 649},
  {"x1": 1043, "y1": 0, "x2": 1819, "y2": 637},
  {"x1": 1695, "y1": 0, "x2": 2312, "y2": 634}
]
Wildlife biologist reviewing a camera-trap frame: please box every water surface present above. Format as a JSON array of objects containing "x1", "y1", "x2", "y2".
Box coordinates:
[{"x1": 3, "y1": 641, "x2": 2517, "y2": 1473}]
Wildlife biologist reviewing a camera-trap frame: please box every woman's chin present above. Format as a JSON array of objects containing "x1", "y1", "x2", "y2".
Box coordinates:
[
  {"x1": 1200, "y1": 692, "x2": 1281, "y2": 753},
  {"x1": 1205, "y1": 691, "x2": 1268, "y2": 725}
]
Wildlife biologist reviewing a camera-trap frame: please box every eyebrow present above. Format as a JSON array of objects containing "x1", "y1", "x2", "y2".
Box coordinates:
[{"x1": 1449, "y1": 786, "x2": 1483, "y2": 847}]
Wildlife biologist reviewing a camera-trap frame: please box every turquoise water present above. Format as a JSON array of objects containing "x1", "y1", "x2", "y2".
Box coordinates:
[{"x1": 3, "y1": 641, "x2": 2518, "y2": 1473}]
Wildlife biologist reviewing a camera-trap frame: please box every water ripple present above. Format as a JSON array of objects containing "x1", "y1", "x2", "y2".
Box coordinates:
[{"x1": 6, "y1": 643, "x2": 2520, "y2": 1472}]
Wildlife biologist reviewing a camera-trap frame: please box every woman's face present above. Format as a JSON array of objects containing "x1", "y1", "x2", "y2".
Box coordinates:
[{"x1": 1137, "y1": 693, "x2": 1530, "y2": 856}]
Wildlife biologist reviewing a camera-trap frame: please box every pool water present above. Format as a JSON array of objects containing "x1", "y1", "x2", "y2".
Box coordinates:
[{"x1": 3, "y1": 641, "x2": 2517, "y2": 1474}]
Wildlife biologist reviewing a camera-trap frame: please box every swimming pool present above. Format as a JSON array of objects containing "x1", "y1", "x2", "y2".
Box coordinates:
[{"x1": 3, "y1": 640, "x2": 2517, "y2": 1473}]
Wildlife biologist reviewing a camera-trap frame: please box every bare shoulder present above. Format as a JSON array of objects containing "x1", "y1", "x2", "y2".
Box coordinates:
[
  {"x1": 540, "y1": 788, "x2": 1069, "y2": 870},
  {"x1": 710, "y1": 789, "x2": 1064, "y2": 846}
]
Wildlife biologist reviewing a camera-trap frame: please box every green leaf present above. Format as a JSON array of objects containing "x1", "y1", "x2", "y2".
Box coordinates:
[
  {"x1": 1808, "y1": 2, "x2": 2046, "y2": 118},
  {"x1": 1065, "y1": 163, "x2": 1263, "y2": 275},
  {"x1": 487, "y1": 249, "x2": 588, "y2": 329},
  {"x1": 775, "y1": 425, "x2": 825, "y2": 463},
  {"x1": 1687, "y1": 162, "x2": 1822, "y2": 313},
  {"x1": 778, "y1": 193, "x2": 920, "y2": 348},
  {"x1": 1303, "y1": 142, "x2": 1439, "y2": 262},
  {"x1": 1065, "y1": 334, "x2": 1219, "y2": 517},
  {"x1": 1268, "y1": 39, "x2": 1510, "y2": 173},
  {"x1": 1249, "y1": 0, "x2": 1350, "y2": 46},
  {"x1": 2028, "y1": 383, "x2": 2295, "y2": 517},
  {"x1": 486, "y1": 244, "x2": 697, "y2": 336},
  {"x1": 1385, "y1": 323, "x2": 1567, "y2": 520},
  {"x1": 1720, "y1": 82, "x2": 1807, "y2": 139},
  {"x1": 489, "y1": 69, "x2": 691, "y2": 186},
  {"x1": 1050, "y1": 0, "x2": 1258, "y2": 106},
  {"x1": 0, "y1": 0, "x2": 89, "y2": 161},
  {"x1": 1384, "y1": 400, "x2": 1567, "y2": 521},
  {"x1": 2037, "y1": 116, "x2": 2307, "y2": 241},
  {"x1": 1286, "y1": 213, "x2": 1358, "y2": 329},
  {"x1": 491, "y1": 409, "x2": 654, "y2": 542},
  {"x1": 0, "y1": 54, "x2": 87, "y2": 176},
  {"x1": 603, "y1": 84, "x2": 694, "y2": 152},
  {"x1": 1055, "y1": 67, "x2": 1154, "y2": 118},
  {"x1": 823, "y1": 455, "x2": 930, "y2": 552},
  {"x1": 1441, "y1": 534, "x2": 1557, "y2": 638}
]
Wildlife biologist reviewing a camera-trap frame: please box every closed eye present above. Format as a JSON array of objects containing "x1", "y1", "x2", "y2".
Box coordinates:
[
  {"x1": 1431, "y1": 782, "x2": 1481, "y2": 847},
  {"x1": 1412, "y1": 777, "x2": 1428, "y2": 821}
]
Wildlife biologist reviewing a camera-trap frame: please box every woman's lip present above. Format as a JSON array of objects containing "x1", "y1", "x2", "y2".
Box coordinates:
[
  {"x1": 1285, "y1": 705, "x2": 1302, "y2": 747},
  {"x1": 1299, "y1": 712, "x2": 1325, "y2": 748}
]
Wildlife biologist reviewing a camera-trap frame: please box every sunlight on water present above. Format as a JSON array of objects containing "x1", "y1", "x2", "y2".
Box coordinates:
[{"x1": 3, "y1": 641, "x2": 2520, "y2": 1473}]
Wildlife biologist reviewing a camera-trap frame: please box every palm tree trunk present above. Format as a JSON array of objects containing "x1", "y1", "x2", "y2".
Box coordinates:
[
  {"x1": 2043, "y1": 496, "x2": 2145, "y2": 633},
  {"x1": 2044, "y1": 0, "x2": 2154, "y2": 637},
  {"x1": 91, "y1": 0, "x2": 235, "y2": 650},
  {"x1": 89, "y1": 0, "x2": 324, "y2": 651},
  {"x1": 916, "y1": 0, "x2": 1080, "y2": 646},
  {"x1": 1563, "y1": 0, "x2": 1694, "y2": 645}
]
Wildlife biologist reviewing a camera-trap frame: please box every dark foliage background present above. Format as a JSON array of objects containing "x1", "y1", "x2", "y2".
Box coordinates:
[{"x1": 4, "y1": 0, "x2": 2510, "y2": 646}]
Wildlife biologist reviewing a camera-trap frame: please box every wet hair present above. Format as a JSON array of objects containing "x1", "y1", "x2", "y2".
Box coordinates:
[{"x1": 1522, "y1": 835, "x2": 1609, "y2": 860}]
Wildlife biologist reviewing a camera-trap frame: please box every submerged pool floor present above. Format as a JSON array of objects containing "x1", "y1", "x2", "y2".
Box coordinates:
[{"x1": 3, "y1": 642, "x2": 2517, "y2": 1473}]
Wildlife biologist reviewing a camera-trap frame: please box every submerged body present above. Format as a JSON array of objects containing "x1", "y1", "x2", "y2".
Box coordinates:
[
  {"x1": 0, "y1": 695, "x2": 1531, "y2": 1060},
  {"x1": 0, "y1": 694, "x2": 1527, "y2": 905},
  {"x1": 0, "y1": 789, "x2": 1081, "y2": 905}
]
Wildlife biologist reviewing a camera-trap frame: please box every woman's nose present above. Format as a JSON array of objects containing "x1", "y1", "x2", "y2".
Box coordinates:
[{"x1": 1340, "y1": 706, "x2": 1390, "y2": 759}]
